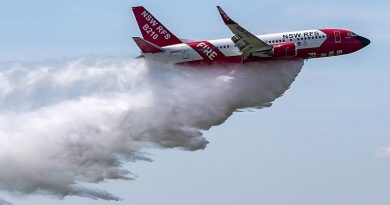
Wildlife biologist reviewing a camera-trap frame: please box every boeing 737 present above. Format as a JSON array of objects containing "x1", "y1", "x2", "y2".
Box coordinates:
[{"x1": 132, "y1": 6, "x2": 370, "y2": 65}]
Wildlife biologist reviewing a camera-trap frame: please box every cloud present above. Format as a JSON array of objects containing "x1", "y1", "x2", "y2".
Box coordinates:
[
  {"x1": 376, "y1": 146, "x2": 390, "y2": 157},
  {"x1": 0, "y1": 58, "x2": 303, "y2": 200},
  {"x1": 0, "y1": 198, "x2": 12, "y2": 205}
]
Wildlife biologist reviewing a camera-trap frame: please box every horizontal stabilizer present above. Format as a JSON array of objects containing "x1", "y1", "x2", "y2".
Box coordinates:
[
  {"x1": 133, "y1": 37, "x2": 163, "y2": 53},
  {"x1": 179, "y1": 38, "x2": 194, "y2": 43}
]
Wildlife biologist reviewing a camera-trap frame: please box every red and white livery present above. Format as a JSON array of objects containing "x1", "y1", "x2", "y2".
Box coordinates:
[{"x1": 132, "y1": 6, "x2": 370, "y2": 65}]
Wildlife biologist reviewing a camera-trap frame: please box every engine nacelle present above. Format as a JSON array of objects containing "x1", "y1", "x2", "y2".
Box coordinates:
[{"x1": 271, "y1": 42, "x2": 297, "y2": 58}]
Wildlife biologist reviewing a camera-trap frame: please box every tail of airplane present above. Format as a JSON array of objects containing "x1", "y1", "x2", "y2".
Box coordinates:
[{"x1": 132, "y1": 6, "x2": 183, "y2": 47}]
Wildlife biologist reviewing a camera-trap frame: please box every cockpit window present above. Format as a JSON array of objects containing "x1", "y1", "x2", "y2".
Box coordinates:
[{"x1": 347, "y1": 32, "x2": 357, "y2": 37}]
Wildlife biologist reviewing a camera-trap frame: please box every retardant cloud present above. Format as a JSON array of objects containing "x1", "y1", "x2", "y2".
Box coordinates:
[{"x1": 0, "y1": 58, "x2": 303, "y2": 200}]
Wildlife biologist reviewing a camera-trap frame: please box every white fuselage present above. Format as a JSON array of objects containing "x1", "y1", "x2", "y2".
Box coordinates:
[{"x1": 144, "y1": 29, "x2": 328, "y2": 63}]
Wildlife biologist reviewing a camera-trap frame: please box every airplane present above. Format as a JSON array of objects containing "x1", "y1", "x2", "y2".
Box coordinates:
[{"x1": 131, "y1": 6, "x2": 370, "y2": 65}]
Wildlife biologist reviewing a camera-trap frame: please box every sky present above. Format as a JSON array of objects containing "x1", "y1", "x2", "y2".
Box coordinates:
[{"x1": 0, "y1": 0, "x2": 389, "y2": 205}]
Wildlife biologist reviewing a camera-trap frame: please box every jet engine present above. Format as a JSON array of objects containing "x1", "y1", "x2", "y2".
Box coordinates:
[{"x1": 271, "y1": 42, "x2": 297, "y2": 58}]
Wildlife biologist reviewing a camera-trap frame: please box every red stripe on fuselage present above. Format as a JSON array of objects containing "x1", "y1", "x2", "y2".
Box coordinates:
[{"x1": 186, "y1": 41, "x2": 228, "y2": 63}]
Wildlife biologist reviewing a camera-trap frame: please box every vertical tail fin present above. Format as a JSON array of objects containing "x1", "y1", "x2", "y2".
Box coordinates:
[{"x1": 132, "y1": 6, "x2": 183, "y2": 47}]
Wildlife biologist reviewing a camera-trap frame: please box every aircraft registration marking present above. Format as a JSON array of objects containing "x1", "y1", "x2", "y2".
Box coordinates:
[{"x1": 141, "y1": 10, "x2": 172, "y2": 40}]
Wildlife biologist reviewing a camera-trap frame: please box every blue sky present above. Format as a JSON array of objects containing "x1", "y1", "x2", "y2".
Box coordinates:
[{"x1": 0, "y1": 0, "x2": 389, "y2": 205}]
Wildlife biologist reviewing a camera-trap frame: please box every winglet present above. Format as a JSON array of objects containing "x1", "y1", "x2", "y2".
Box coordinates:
[{"x1": 216, "y1": 6, "x2": 236, "y2": 25}]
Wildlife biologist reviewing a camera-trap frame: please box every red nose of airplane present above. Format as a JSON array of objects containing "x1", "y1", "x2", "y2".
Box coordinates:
[{"x1": 356, "y1": 35, "x2": 371, "y2": 48}]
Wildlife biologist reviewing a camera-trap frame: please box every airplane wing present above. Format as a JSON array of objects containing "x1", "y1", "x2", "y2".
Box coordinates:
[{"x1": 216, "y1": 6, "x2": 272, "y2": 60}]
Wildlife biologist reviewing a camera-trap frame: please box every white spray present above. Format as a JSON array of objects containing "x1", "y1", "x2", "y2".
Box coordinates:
[{"x1": 0, "y1": 58, "x2": 303, "y2": 201}]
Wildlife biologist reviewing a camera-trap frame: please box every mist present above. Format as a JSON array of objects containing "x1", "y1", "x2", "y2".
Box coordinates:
[{"x1": 0, "y1": 58, "x2": 303, "y2": 201}]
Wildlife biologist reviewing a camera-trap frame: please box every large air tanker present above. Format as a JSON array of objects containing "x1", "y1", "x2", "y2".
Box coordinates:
[{"x1": 132, "y1": 6, "x2": 370, "y2": 65}]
